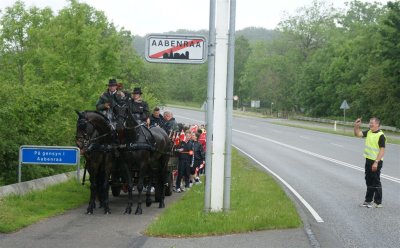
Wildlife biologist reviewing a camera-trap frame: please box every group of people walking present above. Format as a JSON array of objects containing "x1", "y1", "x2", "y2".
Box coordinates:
[{"x1": 174, "y1": 125, "x2": 206, "y2": 193}]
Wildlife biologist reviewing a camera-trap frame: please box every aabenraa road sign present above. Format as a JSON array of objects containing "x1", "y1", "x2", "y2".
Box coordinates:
[{"x1": 145, "y1": 34, "x2": 207, "y2": 64}]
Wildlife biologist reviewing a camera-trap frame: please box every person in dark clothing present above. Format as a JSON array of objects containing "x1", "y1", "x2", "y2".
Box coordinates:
[
  {"x1": 354, "y1": 117, "x2": 386, "y2": 208},
  {"x1": 190, "y1": 132, "x2": 205, "y2": 184},
  {"x1": 128, "y1": 87, "x2": 149, "y2": 124},
  {"x1": 175, "y1": 131, "x2": 192, "y2": 193},
  {"x1": 96, "y1": 79, "x2": 127, "y2": 138},
  {"x1": 161, "y1": 111, "x2": 178, "y2": 135},
  {"x1": 149, "y1": 107, "x2": 165, "y2": 128},
  {"x1": 96, "y1": 79, "x2": 126, "y2": 114}
]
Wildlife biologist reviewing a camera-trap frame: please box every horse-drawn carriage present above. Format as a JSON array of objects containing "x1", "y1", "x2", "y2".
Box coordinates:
[{"x1": 75, "y1": 103, "x2": 177, "y2": 215}]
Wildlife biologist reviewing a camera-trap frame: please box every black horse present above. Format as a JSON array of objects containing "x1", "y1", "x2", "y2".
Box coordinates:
[
  {"x1": 75, "y1": 110, "x2": 115, "y2": 214},
  {"x1": 113, "y1": 103, "x2": 172, "y2": 215}
]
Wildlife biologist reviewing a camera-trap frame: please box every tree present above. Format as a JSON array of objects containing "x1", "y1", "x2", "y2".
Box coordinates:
[
  {"x1": 278, "y1": 0, "x2": 337, "y2": 60},
  {"x1": 233, "y1": 35, "x2": 251, "y2": 96},
  {"x1": 372, "y1": 1, "x2": 400, "y2": 127},
  {"x1": 0, "y1": 1, "x2": 43, "y2": 85}
]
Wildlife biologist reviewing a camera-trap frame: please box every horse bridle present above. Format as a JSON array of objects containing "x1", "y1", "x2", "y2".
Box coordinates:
[{"x1": 76, "y1": 118, "x2": 109, "y2": 150}]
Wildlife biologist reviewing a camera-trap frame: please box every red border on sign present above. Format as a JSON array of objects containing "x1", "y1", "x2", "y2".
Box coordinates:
[{"x1": 149, "y1": 39, "x2": 204, "y2": 58}]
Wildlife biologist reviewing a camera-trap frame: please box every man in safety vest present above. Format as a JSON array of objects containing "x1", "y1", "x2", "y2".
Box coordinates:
[{"x1": 354, "y1": 117, "x2": 386, "y2": 208}]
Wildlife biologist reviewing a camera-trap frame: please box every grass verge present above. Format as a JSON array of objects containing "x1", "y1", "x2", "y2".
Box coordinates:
[
  {"x1": 0, "y1": 179, "x2": 88, "y2": 233},
  {"x1": 275, "y1": 122, "x2": 400, "y2": 145},
  {"x1": 145, "y1": 148, "x2": 302, "y2": 237},
  {"x1": 164, "y1": 101, "x2": 203, "y2": 110}
]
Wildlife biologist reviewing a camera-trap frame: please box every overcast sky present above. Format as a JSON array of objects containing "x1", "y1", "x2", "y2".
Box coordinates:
[{"x1": 0, "y1": 0, "x2": 390, "y2": 36}]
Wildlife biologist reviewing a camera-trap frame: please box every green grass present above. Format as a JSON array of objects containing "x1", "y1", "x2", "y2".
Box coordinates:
[
  {"x1": 0, "y1": 179, "x2": 89, "y2": 233},
  {"x1": 145, "y1": 148, "x2": 302, "y2": 237}
]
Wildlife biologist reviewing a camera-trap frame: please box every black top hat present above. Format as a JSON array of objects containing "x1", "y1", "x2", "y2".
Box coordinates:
[
  {"x1": 133, "y1": 87, "x2": 142, "y2": 94},
  {"x1": 108, "y1": 79, "x2": 117, "y2": 86}
]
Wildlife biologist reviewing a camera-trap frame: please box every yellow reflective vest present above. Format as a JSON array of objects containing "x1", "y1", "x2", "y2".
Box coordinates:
[{"x1": 364, "y1": 130, "x2": 385, "y2": 160}]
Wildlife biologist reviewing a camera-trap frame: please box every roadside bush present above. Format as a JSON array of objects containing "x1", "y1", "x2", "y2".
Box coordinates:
[{"x1": 0, "y1": 83, "x2": 85, "y2": 185}]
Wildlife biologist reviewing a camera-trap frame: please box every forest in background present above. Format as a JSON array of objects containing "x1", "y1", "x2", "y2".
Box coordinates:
[
  {"x1": 146, "y1": 0, "x2": 399, "y2": 126},
  {"x1": 0, "y1": 0, "x2": 399, "y2": 185}
]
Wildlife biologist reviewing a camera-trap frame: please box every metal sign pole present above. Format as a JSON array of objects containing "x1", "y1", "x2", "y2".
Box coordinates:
[
  {"x1": 204, "y1": 0, "x2": 216, "y2": 212},
  {"x1": 340, "y1": 100, "x2": 350, "y2": 133},
  {"x1": 18, "y1": 149, "x2": 22, "y2": 183},
  {"x1": 76, "y1": 150, "x2": 80, "y2": 183},
  {"x1": 343, "y1": 108, "x2": 346, "y2": 133},
  {"x1": 224, "y1": 0, "x2": 236, "y2": 212}
]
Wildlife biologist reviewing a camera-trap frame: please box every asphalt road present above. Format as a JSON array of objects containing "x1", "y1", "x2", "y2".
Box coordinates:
[{"x1": 171, "y1": 107, "x2": 400, "y2": 248}]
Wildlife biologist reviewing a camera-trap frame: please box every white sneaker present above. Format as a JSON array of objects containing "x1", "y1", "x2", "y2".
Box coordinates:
[
  {"x1": 374, "y1": 203, "x2": 383, "y2": 208},
  {"x1": 175, "y1": 188, "x2": 181, "y2": 193},
  {"x1": 359, "y1": 202, "x2": 373, "y2": 208},
  {"x1": 150, "y1": 187, "x2": 155, "y2": 193}
]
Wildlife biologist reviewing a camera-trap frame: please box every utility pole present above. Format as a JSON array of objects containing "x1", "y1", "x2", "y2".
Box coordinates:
[{"x1": 204, "y1": 0, "x2": 216, "y2": 212}]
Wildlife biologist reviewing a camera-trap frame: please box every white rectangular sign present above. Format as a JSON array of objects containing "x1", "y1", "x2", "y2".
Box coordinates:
[{"x1": 145, "y1": 34, "x2": 207, "y2": 64}]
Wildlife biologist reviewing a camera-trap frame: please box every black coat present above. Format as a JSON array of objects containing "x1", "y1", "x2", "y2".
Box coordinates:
[
  {"x1": 162, "y1": 118, "x2": 178, "y2": 134},
  {"x1": 178, "y1": 140, "x2": 192, "y2": 162},
  {"x1": 192, "y1": 141, "x2": 205, "y2": 161},
  {"x1": 128, "y1": 98, "x2": 149, "y2": 122},
  {"x1": 149, "y1": 114, "x2": 165, "y2": 127}
]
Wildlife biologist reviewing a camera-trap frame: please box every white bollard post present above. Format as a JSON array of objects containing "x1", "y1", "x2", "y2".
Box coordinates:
[{"x1": 334, "y1": 121, "x2": 337, "y2": 131}]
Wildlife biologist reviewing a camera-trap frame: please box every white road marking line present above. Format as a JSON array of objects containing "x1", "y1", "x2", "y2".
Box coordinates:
[
  {"x1": 233, "y1": 145, "x2": 324, "y2": 223},
  {"x1": 234, "y1": 129, "x2": 400, "y2": 184},
  {"x1": 330, "y1": 143, "x2": 344, "y2": 148},
  {"x1": 173, "y1": 114, "x2": 204, "y2": 124}
]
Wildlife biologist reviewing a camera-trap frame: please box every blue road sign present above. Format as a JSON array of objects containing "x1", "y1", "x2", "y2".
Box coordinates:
[
  {"x1": 20, "y1": 146, "x2": 79, "y2": 165},
  {"x1": 18, "y1": 146, "x2": 81, "y2": 183}
]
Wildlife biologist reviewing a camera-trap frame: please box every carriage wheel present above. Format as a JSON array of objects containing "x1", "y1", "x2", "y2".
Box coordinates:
[
  {"x1": 111, "y1": 185, "x2": 121, "y2": 197},
  {"x1": 165, "y1": 171, "x2": 173, "y2": 196}
]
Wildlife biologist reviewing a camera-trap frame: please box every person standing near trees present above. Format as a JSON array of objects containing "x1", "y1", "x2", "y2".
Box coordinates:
[{"x1": 354, "y1": 117, "x2": 386, "y2": 208}]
